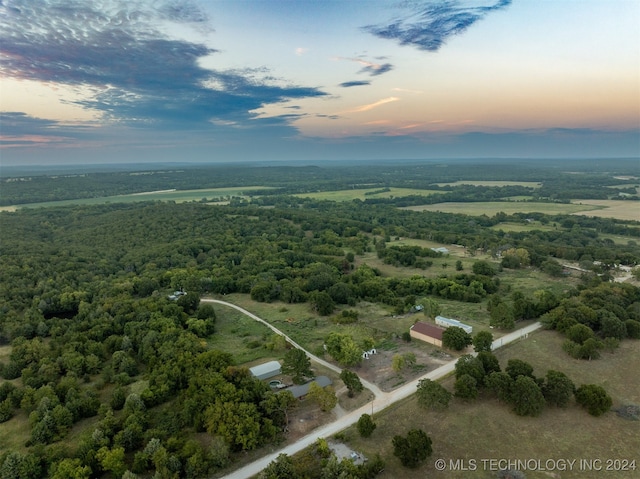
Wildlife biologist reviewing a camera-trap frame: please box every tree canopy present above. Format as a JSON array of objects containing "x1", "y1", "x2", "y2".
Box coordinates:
[{"x1": 392, "y1": 429, "x2": 433, "y2": 468}]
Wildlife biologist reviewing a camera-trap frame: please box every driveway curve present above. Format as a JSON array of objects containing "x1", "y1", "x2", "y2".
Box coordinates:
[
  {"x1": 202, "y1": 299, "x2": 541, "y2": 479},
  {"x1": 202, "y1": 299, "x2": 384, "y2": 398}
]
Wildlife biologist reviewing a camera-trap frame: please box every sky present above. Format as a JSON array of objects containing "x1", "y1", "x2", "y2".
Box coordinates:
[{"x1": 0, "y1": 0, "x2": 639, "y2": 166}]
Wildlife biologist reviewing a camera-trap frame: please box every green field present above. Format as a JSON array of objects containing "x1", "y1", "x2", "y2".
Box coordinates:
[
  {"x1": 207, "y1": 304, "x2": 278, "y2": 365},
  {"x1": 294, "y1": 187, "x2": 444, "y2": 202},
  {"x1": 336, "y1": 330, "x2": 640, "y2": 479},
  {"x1": 436, "y1": 180, "x2": 542, "y2": 188},
  {"x1": 404, "y1": 201, "x2": 600, "y2": 216},
  {"x1": 490, "y1": 221, "x2": 557, "y2": 233},
  {"x1": 0, "y1": 186, "x2": 274, "y2": 211}
]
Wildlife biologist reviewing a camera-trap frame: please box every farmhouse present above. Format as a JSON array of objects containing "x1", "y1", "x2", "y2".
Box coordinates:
[
  {"x1": 287, "y1": 376, "x2": 332, "y2": 400},
  {"x1": 410, "y1": 321, "x2": 445, "y2": 347},
  {"x1": 249, "y1": 360, "x2": 281, "y2": 380},
  {"x1": 435, "y1": 315, "x2": 473, "y2": 334}
]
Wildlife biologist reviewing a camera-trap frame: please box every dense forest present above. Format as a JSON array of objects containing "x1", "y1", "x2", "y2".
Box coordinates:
[{"x1": 0, "y1": 161, "x2": 639, "y2": 478}]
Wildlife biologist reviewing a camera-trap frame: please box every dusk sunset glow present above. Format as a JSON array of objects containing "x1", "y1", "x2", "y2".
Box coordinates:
[{"x1": 1, "y1": 0, "x2": 638, "y2": 165}]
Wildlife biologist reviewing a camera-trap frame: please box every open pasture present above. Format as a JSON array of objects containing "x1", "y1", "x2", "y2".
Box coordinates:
[
  {"x1": 338, "y1": 330, "x2": 640, "y2": 479},
  {"x1": 404, "y1": 201, "x2": 599, "y2": 216},
  {"x1": 294, "y1": 187, "x2": 444, "y2": 202},
  {"x1": 570, "y1": 199, "x2": 640, "y2": 221},
  {"x1": 490, "y1": 221, "x2": 557, "y2": 233},
  {"x1": 0, "y1": 186, "x2": 273, "y2": 211},
  {"x1": 436, "y1": 180, "x2": 542, "y2": 188}
]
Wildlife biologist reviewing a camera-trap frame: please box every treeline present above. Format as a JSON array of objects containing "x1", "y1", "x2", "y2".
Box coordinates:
[{"x1": 418, "y1": 353, "x2": 615, "y2": 418}]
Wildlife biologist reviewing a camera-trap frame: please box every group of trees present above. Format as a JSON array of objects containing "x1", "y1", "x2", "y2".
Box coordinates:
[
  {"x1": 0, "y1": 290, "x2": 303, "y2": 476},
  {"x1": 541, "y1": 282, "x2": 640, "y2": 359},
  {"x1": 259, "y1": 439, "x2": 385, "y2": 479},
  {"x1": 325, "y1": 332, "x2": 371, "y2": 367},
  {"x1": 355, "y1": 412, "x2": 431, "y2": 470},
  {"x1": 416, "y1": 354, "x2": 613, "y2": 418}
]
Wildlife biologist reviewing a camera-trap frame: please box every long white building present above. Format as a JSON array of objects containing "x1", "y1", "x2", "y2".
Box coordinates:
[{"x1": 435, "y1": 315, "x2": 473, "y2": 334}]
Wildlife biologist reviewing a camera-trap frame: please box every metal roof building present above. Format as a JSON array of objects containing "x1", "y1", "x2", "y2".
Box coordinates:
[
  {"x1": 287, "y1": 376, "x2": 332, "y2": 399},
  {"x1": 435, "y1": 315, "x2": 473, "y2": 334},
  {"x1": 249, "y1": 360, "x2": 281, "y2": 380},
  {"x1": 410, "y1": 321, "x2": 445, "y2": 347}
]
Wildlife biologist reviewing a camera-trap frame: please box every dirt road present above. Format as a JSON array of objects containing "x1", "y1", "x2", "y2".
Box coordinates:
[{"x1": 203, "y1": 299, "x2": 541, "y2": 479}]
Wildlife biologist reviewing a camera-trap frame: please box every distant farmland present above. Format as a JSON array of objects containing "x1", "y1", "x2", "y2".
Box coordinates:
[
  {"x1": 404, "y1": 201, "x2": 597, "y2": 216},
  {"x1": 436, "y1": 180, "x2": 542, "y2": 188},
  {"x1": 570, "y1": 199, "x2": 640, "y2": 221},
  {"x1": 0, "y1": 186, "x2": 274, "y2": 211},
  {"x1": 294, "y1": 187, "x2": 444, "y2": 202}
]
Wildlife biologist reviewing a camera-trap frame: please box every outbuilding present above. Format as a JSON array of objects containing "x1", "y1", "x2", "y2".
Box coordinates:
[
  {"x1": 410, "y1": 321, "x2": 446, "y2": 347},
  {"x1": 287, "y1": 376, "x2": 332, "y2": 400},
  {"x1": 435, "y1": 315, "x2": 473, "y2": 334},
  {"x1": 249, "y1": 360, "x2": 282, "y2": 380}
]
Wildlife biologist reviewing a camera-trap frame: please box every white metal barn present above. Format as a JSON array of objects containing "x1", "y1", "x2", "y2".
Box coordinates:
[
  {"x1": 249, "y1": 360, "x2": 282, "y2": 380},
  {"x1": 435, "y1": 315, "x2": 473, "y2": 334}
]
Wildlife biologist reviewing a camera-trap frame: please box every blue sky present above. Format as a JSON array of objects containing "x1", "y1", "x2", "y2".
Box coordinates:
[{"x1": 1, "y1": 0, "x2": 638, "y2": 165}]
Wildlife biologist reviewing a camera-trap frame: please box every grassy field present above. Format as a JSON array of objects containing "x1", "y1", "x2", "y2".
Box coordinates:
[
  {"x1": 337, "y1": 330, "x2": 640, "y2": 479},
  {"x1": 490, "y1": 221, "x2": 557, "y2": 233},
  {"x1": 436, "y1": 180, "x2": 542, "y2": 188},
  {"x1": 570, "y1": 199, "x2": 640, "y2": 221},
  {"x1": 0, "y1": 186, "x2": 274, "y2": 211},
  {"x1": 213, "y1": 295, "x2": 391, "y2": 359},
  {"x1": 207, "y1": 303, "x2": 280, "y2": 365},
  {"x1": 294, "y1": 187, "x2": 444, "y2": 202},
  {"x1": 404, "y1": 201, "x2": 600, "y2": 216}
]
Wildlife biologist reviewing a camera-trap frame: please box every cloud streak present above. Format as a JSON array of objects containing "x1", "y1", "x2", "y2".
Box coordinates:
[
  {"x1": 339, "y1": 81, "x2": 371, "y2": 88},
  {"x1": 363, "y1": 0, "x2": 511, "y2": 52},
  {"x1": 0, "y1": 111, "x2": 103, "y2": 148},
  {"x1": 0, "y1": 0, "x2": 325, "y2": 128},
  {"x1": 345, "y1": 97, "x2": 399, "y2": 113},
  {"x1": 335, "y1": 57, "x2": 394, "y2": 77}
]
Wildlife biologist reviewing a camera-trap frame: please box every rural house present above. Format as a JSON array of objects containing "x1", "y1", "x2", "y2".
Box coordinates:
[{"x1": 410, "y1": 321, "x2": 446, "y2": 347}]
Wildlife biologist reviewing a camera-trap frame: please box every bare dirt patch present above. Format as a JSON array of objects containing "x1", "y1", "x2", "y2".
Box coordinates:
[
  {"x1": 353, "y1": 337, "x2": 454, "y2": 392},
  {"x1": 329, "y1": 441, "x2": 367, "y2": 465},
  {"x1": 288, "y1": 406, "x2": 325, "y2": 442}
]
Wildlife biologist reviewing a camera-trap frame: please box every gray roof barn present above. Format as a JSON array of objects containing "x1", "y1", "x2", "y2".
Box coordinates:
[
  {"x1": 249, "y1": 360, "x2": 281, "y2": 380},
  {"x1": 287, "y1": 376, "x2": 332, "y2": 399}
]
